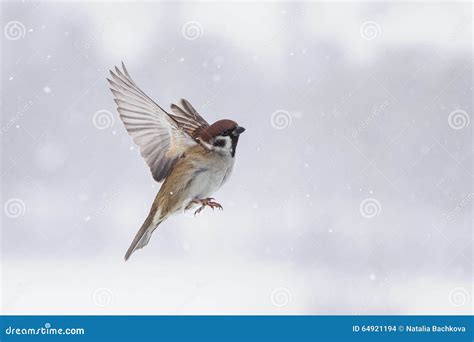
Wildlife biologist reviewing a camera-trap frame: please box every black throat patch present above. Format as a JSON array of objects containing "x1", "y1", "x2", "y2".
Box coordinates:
[{"x1": 230, "y1": 135, "x2": 239, "y2": 157}]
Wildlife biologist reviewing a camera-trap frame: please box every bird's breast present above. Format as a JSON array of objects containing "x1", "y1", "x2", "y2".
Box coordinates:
[
  {"x1": 157, "y1": 148, "x2": 236, "y2": 215},
  {"x1": 187, "y1": 151, "x2": 235, "y2": 199}
]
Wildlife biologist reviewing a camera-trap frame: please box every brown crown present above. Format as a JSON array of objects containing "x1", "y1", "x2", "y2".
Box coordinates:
[{"x1": 196, "y1": 119, "x2": 237, "y2": 142}]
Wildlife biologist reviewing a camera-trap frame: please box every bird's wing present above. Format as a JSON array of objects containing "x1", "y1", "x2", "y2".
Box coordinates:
[
  {"x1": 108, "y1": 63, "x2": 205, "y2": 182},
  {"x1": 170, "y1": 98, "x2": 210, "y2": 138}
]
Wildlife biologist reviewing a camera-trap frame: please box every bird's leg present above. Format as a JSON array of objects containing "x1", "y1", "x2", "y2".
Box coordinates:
[
  {"x1": 200, "y1": 198, "x2": 223, "y2": 211},
  {"x1": 187, "y1": 198, "x2": 223, "y2": 216}
]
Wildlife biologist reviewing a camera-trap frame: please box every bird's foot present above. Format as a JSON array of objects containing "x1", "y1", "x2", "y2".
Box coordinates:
[{"x1": 188, "y1": 198, "x2": 223, "y2": 216}]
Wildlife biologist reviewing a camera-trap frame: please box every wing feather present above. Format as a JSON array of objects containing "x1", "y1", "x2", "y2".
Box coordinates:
[
  {"x1": 108, "y1": 63, "x2": 204, "y2": 182},
  {"x1": 170, "y1": 99, "x2": 210, "y2": 137}
]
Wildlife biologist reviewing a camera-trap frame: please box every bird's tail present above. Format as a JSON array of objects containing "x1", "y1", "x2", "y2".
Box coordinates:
[{"x1": 124, "y1": 206, "x2": 163, "y2": 261}]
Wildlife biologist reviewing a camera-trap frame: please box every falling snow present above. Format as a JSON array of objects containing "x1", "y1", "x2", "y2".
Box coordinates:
[{"x1": 1, "y1": 1, "x2": 471, "y2": 316}]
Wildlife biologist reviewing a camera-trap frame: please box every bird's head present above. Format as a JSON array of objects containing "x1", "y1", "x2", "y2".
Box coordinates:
[{"x1": 197, "y1": 119, "x2": 246, "y2": 157}]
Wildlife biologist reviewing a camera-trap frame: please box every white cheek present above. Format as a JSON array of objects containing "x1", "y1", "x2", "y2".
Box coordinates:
[
  {"x1": 223, "y1": 136, "x2": 232, "y2": 150},
  {"x1": 214, "y1": 136, "x2": 232, "y2": 153}
]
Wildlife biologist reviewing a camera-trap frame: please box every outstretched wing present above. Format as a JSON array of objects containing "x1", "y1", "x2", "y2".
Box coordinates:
[
  {"x1": 108, "y1": 63, "x2": 206, "y2": 182},
  {"x1": 170, "y1": 99, "x2": 210, "y2": 138}
]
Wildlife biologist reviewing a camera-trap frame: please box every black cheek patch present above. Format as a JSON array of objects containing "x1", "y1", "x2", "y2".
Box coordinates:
[{"x1": 213, "y1": 139, "x2": 226, "y2": 147}]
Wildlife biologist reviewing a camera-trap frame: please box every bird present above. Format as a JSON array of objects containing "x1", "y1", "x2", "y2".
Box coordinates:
[{"x1": 107, "y1": 63, "x2": 246, "y2": 261}]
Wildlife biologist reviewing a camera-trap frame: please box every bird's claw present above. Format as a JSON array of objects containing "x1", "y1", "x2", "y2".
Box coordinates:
[{"x1": 192, "y1": 198, "x2": 223, "y2": 216}]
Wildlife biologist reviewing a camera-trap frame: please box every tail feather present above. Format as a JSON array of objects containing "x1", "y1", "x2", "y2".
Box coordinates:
[{"x1": 124, "y1": 208, "x2": 162, "y2": 261}]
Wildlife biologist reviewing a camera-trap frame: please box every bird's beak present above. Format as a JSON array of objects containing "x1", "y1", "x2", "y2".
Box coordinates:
[{"x1": 232, "y1": 125, "x2": 246, "y2": 136}]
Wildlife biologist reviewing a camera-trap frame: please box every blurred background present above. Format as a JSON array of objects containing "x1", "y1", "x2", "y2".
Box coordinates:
[{"x1": 1, "y1": 1, "x2": 472, "y2": 315}]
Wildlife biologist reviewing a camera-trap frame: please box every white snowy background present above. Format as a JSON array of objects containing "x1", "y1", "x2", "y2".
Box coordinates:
[{"x1": 1, "y1": 1, "x2": 472, "y2": 315}]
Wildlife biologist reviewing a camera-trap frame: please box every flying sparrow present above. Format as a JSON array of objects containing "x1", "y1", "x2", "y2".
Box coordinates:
[{"x1": 108, "y1": 63, "x2": 246, "y2": 261}]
